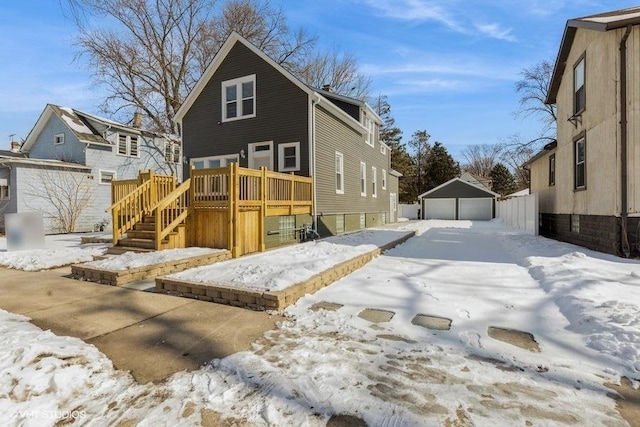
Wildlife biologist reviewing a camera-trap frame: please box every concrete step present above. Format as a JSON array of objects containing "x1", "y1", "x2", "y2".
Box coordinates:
[{"x1": 106, "y1": 246, "x2": 155, "y2": 255}]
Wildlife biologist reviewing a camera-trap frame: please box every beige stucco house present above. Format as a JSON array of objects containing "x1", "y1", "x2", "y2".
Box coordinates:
[{"x1": 526, "y1": 6, "x2": 640, "y2": 256}]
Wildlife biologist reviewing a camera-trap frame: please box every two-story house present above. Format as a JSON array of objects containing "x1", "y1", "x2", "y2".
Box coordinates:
[
  {"x1": 526, "y1": 6, "x2": 640, "y2": 256},
  {"x1": 0, "y1": 104, "x2": 181, "y2": 233},
  {"x1": 174, "y1": 32, "x2": 399, "y2": 243}
]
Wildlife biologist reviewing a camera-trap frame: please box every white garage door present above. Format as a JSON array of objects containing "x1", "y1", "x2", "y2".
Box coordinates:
[
  {"x1": 423, "y1": 198, "x2": 456, "y2": 220},
  {"x1": 459, "y1": 198, "x2": 493, "y2": 220}
]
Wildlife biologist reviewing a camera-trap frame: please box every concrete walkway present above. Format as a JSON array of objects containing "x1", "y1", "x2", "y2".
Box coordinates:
[{"x1": 0, "y1": 267, "x2": 281, "y2": 384}]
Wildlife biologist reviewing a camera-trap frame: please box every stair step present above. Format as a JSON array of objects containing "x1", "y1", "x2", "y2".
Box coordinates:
[
  {"x1": 107, "y1": 246, "x2": 155, "y2": 255},
  {"x1": 134, "y1": 223, "x2": 155, "y2": 231},
  {"x1": 127, "y1": 230, "x2": 155, "y2": 239},
  {"x1": 142, "y1": 216, "x2": 156, "y2": 224},
  {"x1": 118, "y1": 237, "x2": 157, "y2": 250}
]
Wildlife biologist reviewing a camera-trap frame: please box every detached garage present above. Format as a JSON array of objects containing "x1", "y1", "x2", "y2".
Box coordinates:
[{"x1": 419, "y1": 178, "x2": 498, "y2": 220}]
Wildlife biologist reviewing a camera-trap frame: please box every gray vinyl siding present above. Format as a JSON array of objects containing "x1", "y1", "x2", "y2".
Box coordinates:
[
  {"x1": 27, "y1": 115, "x2": 87, "y2": 164},
  {"x1": 423, "y1": 180, "x2": 495, "y2": 199},
  {"x1": 315, "y1": 106, "x2": 392, "y2": 216},
  {"x1": 182, "y1": 42, "x2": 309, "y2": 179}
]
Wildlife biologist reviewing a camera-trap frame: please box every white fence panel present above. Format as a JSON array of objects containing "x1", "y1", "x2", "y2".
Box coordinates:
[
  {"x1": 399, "y1": 203, "x2": 420, "y2": 220},
  {"x1": 496, "y1": 193, "x2": 539, "y2": 235}
]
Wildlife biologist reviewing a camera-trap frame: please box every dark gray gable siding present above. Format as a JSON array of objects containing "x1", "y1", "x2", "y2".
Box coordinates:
[
  {"x1": 182, "y1": 42, "x2": 309, "y2": 178},
  {"x1": 324, "y1": 98, "x2": 360, "y2": 122},
  {"x1": 424, "y1": 180, "x2": 495, "y2": 199}
]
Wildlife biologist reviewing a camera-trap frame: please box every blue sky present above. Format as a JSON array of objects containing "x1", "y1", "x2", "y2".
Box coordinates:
[{"x1": 0, "y1": 1, "x2": 637, "y2": 160}]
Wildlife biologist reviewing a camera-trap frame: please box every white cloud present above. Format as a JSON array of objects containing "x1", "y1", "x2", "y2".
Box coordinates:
[
  {"x1": 474, "y1": 23, "x2": 517, "y2": 42},
  {"x1": 359, "y1": 0, "x2": 465, "y2": 32}
]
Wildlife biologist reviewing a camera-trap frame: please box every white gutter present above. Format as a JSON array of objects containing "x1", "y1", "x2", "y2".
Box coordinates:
[{"x1": 311, "y1": 92, "x2": 321, "y2": 232}]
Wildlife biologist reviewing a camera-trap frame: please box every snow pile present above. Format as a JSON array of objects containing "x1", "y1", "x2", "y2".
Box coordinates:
[
  {"x1": 84, "y1": 247, "x2": 222, "y2": 271},
  {"x1": 0, "y1": 245, "x2": 108, "y2": 271},
  {"x1": 170, "y1": 240, "x2": 378, "y2": 291}
]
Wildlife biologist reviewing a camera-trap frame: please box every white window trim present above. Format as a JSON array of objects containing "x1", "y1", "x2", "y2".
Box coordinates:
[
  {"x1": 54, "y1": 133, "x2": 65, "y2": 145},
  {"x1": 372, "y1": 166, "x2": 377, "y2": 198},
  {"x1": 364, "y1": 116, "x2": 375, "y2": 147},
  {"x1": 382, "y1": 169, "x2": 387, "y2": 190},
  {"x1": 116, "y1": 134, "x2": 140, "y2": 158},
  {"x1": 380, "y1": 143, "x2": 387, "y2": 155},
  {"x1": 278, "y1": 142, "x2": 300, "y2": 172},
  {"x1": 248, "y1": 141, "x2": 274, "y2": 170},
  {"x1": 360, "y1": 162, "x2": 367, "y2": 197},
  {"x1": 190, "y1": 154, "x2": 239, "y2": 168},
  {"x1": 335, "y1": 151, "x2": 344, "y2": 194},
  {"x1": 221, "y1": 74, "x2": 256, "y2": 123},
  {"x1": 99, "y1": 170, "x2": 116, "y2": 185}
]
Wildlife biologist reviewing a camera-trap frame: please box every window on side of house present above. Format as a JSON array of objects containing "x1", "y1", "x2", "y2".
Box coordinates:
[
  {"x1": 575, "y1": 137, "x2": 586, "y2": 189},
  {"x1": 364, "y1": 116, "x2": 375, "y2": 147},
  {"x1": 54, "y1": 133, "x2": 64, "y2": 145},
  {"x1": 278, "y1": 142, "x2": 300, "y2": 172},
  {"x1": 190, "y1": 154, "x2": 239, "y2": 169},
  {"x1": 173, "y1": 143, "x2": 181, "y2": 164},
  {"x1": 222, "y1": 74, "x2": 256, "y2": 122},
  {"x1": 574, "y1": 56, "x2": 585, "y2": 115},
  {"x1": 360, "y1": 162, "x2": 367, "y2": 196},
  {"x1": 571, "y1": 214, "x2": 580, "y2": 233},
  {"x1": 99, "y1": 170, "x2": 115, "y2": 185},
  {"x1": 118, "y1": 134, "x2": 128, "y2": 155},
  {"x1": 0, "y1": 178, "x2": 9, "y2": 199},
  {"x1": 335, "y1": 152, "x2": 344, "y2": 194},
  {"x1": 382, "y1": 169, "x2": 387, "y2": 190},
  {"x1": 380, "y1": 143, "x2": 387, "y2": 155},
  {"x1": 165, "y1": 141, "x2": 173, "y2": 163},
  {"x1": 117, "y1": 134, "x2": 139, "y2": 157},
  {"x1": 372, "y1": 166, "x2": 377, "y2": 198},
  {"x1": 129, "y1": 136, "x2": 139, "y2": 157},
  {"x1": 549, "y1": 154, "x2": 555, "y2": 186}
]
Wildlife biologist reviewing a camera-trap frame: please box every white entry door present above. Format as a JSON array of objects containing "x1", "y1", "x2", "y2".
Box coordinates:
[{"x1": 248, "y1": 141, "x2": 273, "y2": 170}]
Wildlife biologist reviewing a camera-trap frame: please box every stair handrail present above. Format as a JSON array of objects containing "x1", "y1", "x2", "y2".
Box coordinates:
[
  {"x1": 154, "y1": 178, "x2": 192, "y2": 249},
  {"x1": 107, "y1": 179, "x2": 153, "y2": 246}
]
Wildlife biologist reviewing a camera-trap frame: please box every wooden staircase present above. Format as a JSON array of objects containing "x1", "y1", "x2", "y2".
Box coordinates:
[{"x1": 107, "y1": 215, "x2": 159, "y2": 254}]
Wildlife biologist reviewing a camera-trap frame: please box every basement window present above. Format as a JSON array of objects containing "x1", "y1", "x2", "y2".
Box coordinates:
[
  {"x1": 279, "y1": 215, "x2": 295, "y2": 243},
  {"x1": 570, "y1": 214, "x2": 580, "y2": 234}
]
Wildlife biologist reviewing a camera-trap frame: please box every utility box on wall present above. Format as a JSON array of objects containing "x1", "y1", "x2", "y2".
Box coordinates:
[{"x1": 5, "y1": 212, "x2": 45, "y2": 251}]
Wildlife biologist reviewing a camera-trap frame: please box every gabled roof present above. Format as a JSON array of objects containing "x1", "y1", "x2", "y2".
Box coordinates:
[
  {"x1": 459, "y1": 172, "x2": 491, "y2": 190},
  {"x1": 417, "y1": 177, "x2": 500, "y2": 199},
  {"x1": 0, "y1": 149, "x2": 27, "y2": 159},
  {"x1": 22, "y1": 104, "x2": 178, "y2": 153},
  {"x1": 547, "y1": 6, "x2": 640, "y2": 104},
  {"x1": 174, "y1": 32, "x2": 370, "y2": 133}
]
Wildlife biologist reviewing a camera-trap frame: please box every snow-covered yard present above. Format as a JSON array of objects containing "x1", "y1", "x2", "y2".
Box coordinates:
[{"x1": 1, "y1": 220, "x2": 639, "y2": 426}]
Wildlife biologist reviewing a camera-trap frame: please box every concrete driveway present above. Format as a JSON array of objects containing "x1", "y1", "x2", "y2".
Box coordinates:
[{"x1": 0, "y1": 266, "x2": 281, "y2": 384}]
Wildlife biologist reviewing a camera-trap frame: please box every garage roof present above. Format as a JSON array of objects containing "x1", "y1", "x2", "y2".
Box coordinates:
[{"x1": 418, "y1": 177, "x2": 499, "y2": 199}]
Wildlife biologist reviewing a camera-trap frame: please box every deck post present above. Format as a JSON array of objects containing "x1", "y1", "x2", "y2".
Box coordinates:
[
  {"x1": 231, "y1": 163, "x2": 241, "y2": 258},
  {"x1": 260, "y1": 167, "x2": 267, "y2": 252}
]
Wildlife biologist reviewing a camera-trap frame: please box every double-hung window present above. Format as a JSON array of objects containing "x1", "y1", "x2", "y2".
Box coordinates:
[
  {"x1": 549, "y1": 154, "x2": 555, "y2": 186},
  {"x1": 360, "y1": 162, "x2": 367, "y2": 196},
  {"x1": 364, "y1": 116, "x2": 375, "y2": 147},
  {"x1": 335, "y1": 152, "x2": 344, "y2": 194},
  {"x1": 575, "y1": 137, "x2": 586, "y2": 189},
  {"x1": 574, "y1": 56, "x2": 585, "y2": 115},
  {"x1": 0, "y1": 178, "x2": 9, "y2": 199},
  {"x1": 371, "y1": 166, "x2": 377, "y2": 198},
  {"x1": 222, "y1": 75, "x2": 256, "y2": 122},
  {"x1": 165, "y1": 142, "x2": 181, "y2": 164},
  {"x1": 382, "y1": 169, "x2": 387, "y2": 190}
]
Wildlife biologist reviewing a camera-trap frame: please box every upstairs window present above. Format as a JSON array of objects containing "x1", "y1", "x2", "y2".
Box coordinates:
[
  {"x1": 575, "y1": 137, "x2": 586, "y2": 189},
  {"x1": 364, "y1": 116, "x2": 375, "y2": 147},
  {"x1": 574, "y1": 56, "x2": 585, "y2": 114},
  {"x1": 117, "y1": 134, "x2": 139, "y2": 157},
  {"x1": 380, "y1": 143, "x2": 387, "y2": 155},
  {"x1": 549, "y1": 154, "x2": 555, "y2": 186},
  {"x1": 165, "y1": 141, "x2": 180, "y2": 164},
  {"x1": 0, "y1": 179, "x2": 9, "y2": 199},
  {"x1": 335, "y1": 152, "x2": 344, "y2": 194},
  {"x1": 173, "y1": 143, "x2": 180, "y2": 164},
  {"x1": 54, "y1": 133, "x2": 64, "y2": 145},
  {"x1": 382, "y1": 169, "x2": 387, "y2": 190},
  {"x1": 222, "y1": 75, "x2": 256, "y2": 122}
]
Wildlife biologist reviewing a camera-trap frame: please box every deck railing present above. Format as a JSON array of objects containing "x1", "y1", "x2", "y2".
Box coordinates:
[{"x1": 154, "y1": 179, "x2": 191, "y2": 247}]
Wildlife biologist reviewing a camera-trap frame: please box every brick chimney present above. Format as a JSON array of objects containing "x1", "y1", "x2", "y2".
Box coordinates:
[
  {"x1": 321, "y1": 84, "x2": 334, "y2": 93},
  {"x1": 10, "y1": 140, "x2": 21, "y2": 153},
  {"x1": 133, "y1": 111, "x2": 143, "y2": 128}
]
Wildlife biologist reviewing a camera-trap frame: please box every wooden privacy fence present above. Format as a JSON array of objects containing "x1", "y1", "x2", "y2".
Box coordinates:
[{"x1": 108, "y1": 164, "x2": 313, "y2": 256}]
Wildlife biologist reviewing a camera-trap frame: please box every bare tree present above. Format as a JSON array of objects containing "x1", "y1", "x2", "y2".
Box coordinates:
[
  {"x1": 514, "y1": 59, "x2": 557, "y2": 147},
  {"x1": 461, "y1": 144, "x2": 504, "y2": 178},
  {"x1": 66, "y1": 0, "x2": 368, "y2": 132},
  {"x1": 501, "y1": 135, "x2": 536, "y2": 189},
  {"x1": 24, "y1": 168, "x2": 94, "y2": 233}
]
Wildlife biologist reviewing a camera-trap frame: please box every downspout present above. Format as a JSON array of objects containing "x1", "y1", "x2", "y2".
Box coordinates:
[
  {"x1": 311, "y1": 92, "x2": 321, "y2": 233},
  {"x1": 620, "y1": 25, "x2": 632, "y2": 257}
]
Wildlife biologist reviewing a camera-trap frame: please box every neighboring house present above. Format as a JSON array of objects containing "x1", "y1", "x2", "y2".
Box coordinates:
[
  {"x1": 418, "y1": 176, "x2": 499, "y2": 220},
  {"x1": 174, "y1": 32, "x2": 399, "y2": 243},
  {"x1": 526, "y1": 7, "x2": 640, "y2": 256},
  {"x1": 459, "y1": 172, "x2": 492, "y2": 191},
  {"x1": 0, "y1": 104, "x2": 181, "y2": 234}
]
